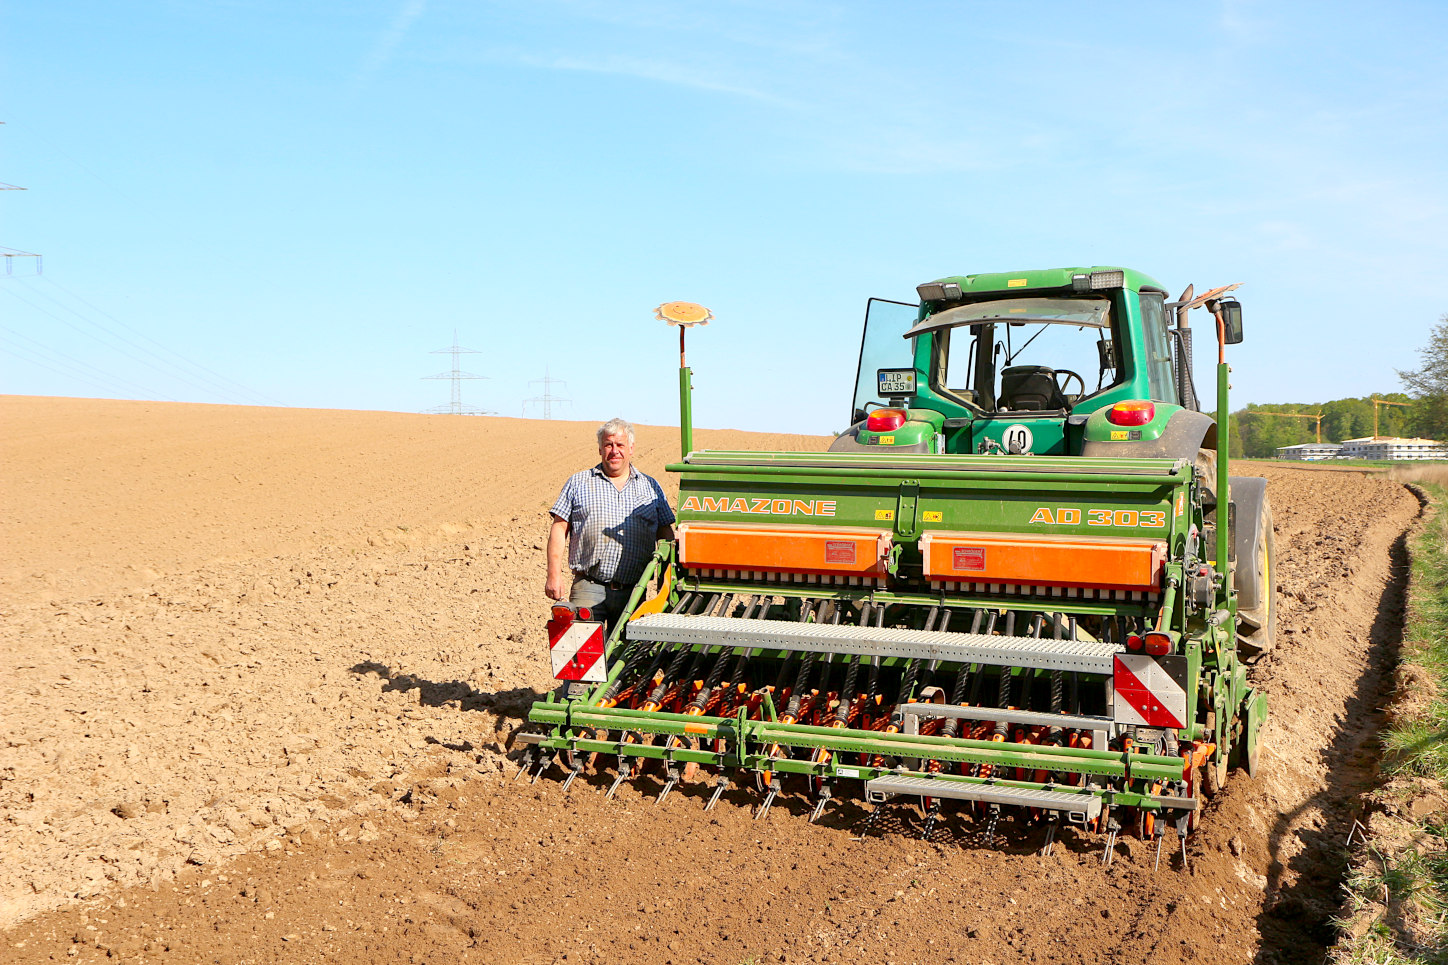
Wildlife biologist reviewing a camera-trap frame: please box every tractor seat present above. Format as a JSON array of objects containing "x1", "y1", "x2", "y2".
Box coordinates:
[{"x1": 998, "y1": 365, "x2": 1067, "y2": 412}]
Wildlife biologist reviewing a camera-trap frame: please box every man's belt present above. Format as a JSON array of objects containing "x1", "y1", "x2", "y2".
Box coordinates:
[{"x1": 576, "y1": 571, "x2": 632, "y2": 591}]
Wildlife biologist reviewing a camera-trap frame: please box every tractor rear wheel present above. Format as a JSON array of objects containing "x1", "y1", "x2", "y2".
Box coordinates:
[{"x1": 1237, "y1": 496, "x2": 1276, "y2": 657}]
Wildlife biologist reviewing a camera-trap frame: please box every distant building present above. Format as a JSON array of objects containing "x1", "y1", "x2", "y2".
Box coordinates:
[
  {"x1": 1275, "y1": 442, "x2": 1342, "y2": 461},
  {"x1": 1337, "y1": 437, "x2": 1448, "y2": 461}
]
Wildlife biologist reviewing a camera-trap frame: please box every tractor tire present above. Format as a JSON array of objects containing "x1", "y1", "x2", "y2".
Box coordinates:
[{"x1": 1233, "y1": 487, "x2": 1276, "y2": 658}]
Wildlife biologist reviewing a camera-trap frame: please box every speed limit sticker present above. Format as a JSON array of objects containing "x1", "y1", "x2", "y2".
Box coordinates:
[{"x1": 1003, "y1": 424, "x2": 1034, "y2": 453}]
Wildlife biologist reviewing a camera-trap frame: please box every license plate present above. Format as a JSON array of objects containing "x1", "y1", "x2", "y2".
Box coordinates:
[{"x1": 877, "y1": 369, "x2": 916, "y2": 395}]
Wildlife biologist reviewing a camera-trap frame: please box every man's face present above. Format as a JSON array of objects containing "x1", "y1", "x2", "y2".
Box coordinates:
[{"x1": 599, "y1": 431, "x2": 634, "y2": 477}]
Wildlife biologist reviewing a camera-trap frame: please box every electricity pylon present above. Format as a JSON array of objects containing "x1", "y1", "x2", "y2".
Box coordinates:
[
  {"x1": 522, "y1": 367, "x2": 570, "y2": 419},
  {"x1": 423, "y1": 330, "x2": 492, "y2": 415}
]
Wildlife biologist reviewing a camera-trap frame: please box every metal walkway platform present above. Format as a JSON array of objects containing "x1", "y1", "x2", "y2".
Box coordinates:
[{"x1": 627, "y1": 613, "x2": 1122, "y2": 674}]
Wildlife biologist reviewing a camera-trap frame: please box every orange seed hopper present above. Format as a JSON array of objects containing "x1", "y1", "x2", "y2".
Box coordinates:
[
  {"x1": 676, "y1": 522, "x2": 892, "y2": 586},
  {"x1": 919, "y1": 530, "x2": 1166, "y2": 600}
]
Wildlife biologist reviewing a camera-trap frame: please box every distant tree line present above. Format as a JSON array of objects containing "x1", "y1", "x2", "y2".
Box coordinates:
[{"x1": 1228, "y1": 313, "x2": 1448, "y2": 459}]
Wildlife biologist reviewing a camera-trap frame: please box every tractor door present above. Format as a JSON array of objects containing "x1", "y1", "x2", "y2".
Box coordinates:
[{"x1": 849, "y1": 298, "x2": 921, "y2": 425}]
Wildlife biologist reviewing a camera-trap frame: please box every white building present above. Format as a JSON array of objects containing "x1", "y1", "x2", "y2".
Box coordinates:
[
  {"x1": 1275, "y1": 442, "x2": 1342, "y2": 461},
  {"x1": 1337, "y1": 437, "x2": 1448, "y2": 461}
]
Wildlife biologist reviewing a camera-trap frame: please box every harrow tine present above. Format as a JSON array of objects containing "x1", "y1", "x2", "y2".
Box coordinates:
[
  {"x1": 755, "y1": 784, "x2": 779, "y2": 821},
  {"x1": 704, "y1": 776, "x2": 731, "y2": 812},
  {"x1": 529, "y1": 754, "x2": 552, "y2": 784},
  {"x1": 809, "y1": 785, "x2": 832, "y2": 824},
  {"x1": 982, "y1": 805, "x2": 1001, "y2": 848},
  {"x1": 656, "y1": 775, "x2": 678, "y2": 805},
  {"x1": 1180, "y1": 832, "x2": 1189, "y2": 871},
  {"x1": 1154, "y1": 827, "x2": 1165, "y2": 871},
  {"x1": 512, "y1": 750, "x2": 535, "y2": 783},
  {"x1": 560, "y1": 762, "x2": 584, "y2": 794},
  {"x1": 921, "y1": 799, "x2": 941, "y2": 840},
  {"x1": 1102, "y1": 825, "x2": 1120, "y2": 866},
  {"x1": 1040, "y1": 816, "x2": 1059, "y2": 857},
  {"x1": 605, "y1": 763, "x2": 632, "y2": 800},
  {"x1": 854, "y1": 802, "x2": 886, "y2": 840}
]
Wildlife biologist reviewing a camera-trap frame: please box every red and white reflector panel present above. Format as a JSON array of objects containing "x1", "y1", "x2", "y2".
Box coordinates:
[
  {"x1": 547, "y1": 617, "x2": 606, "y2": 682},
  {"x1": 1113, "y1": 654, "x2": 1188, "y2": 729}
]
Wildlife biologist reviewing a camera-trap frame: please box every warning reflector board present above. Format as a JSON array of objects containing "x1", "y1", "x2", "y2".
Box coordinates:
[
  {"x1": 548, "y1": 619, "x2": 606, "y2": 682},
  {"x1": 1113, "y1": 654, "x2": 1188, "y2": 729}
]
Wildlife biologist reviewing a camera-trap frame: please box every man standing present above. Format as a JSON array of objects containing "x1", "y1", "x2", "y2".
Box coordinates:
[{"x1": 546, "y1": 418, "x2": 675, "y2": 630}]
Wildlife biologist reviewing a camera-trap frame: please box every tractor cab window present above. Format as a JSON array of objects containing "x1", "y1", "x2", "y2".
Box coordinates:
[
  {"x1": 849, "y1": 297, "x2": 920, "y2": 424},
  {"x1": 1138, "y1": 291, "x2": 1176, "y2": 402},
  {"x1": 928, "y1": 296, "x2": 1119, "y2": 413}
]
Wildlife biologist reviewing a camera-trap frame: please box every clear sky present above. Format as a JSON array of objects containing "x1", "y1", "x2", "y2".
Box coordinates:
[{"x1": 3, "y1": 1, "x2": 1445, "y2": 435}]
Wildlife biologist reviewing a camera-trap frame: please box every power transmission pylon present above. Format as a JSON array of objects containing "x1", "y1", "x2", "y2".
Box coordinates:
[
  {"x1": 423, "y1": 330, "x2": 493, "y2": 415},
  {"x1": 2, "y1": 123, "x2": 41, "y2": 277},
  {"x1": 522, "y1": 367, "x2": 570, "y2": 419}
]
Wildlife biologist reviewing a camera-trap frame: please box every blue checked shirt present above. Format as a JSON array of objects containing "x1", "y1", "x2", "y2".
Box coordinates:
[{"x1": 550, "y1": 464, "x2": 675, "y2": 586}]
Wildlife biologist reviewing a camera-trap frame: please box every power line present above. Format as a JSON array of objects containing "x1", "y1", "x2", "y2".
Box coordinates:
[
  {"x1": 2, "y1": 285, "x2": 268, "y2": 406},
  {"x1": 422, "y1": 330, "x2": 493, "y2": 415},
  {"x1": 0, "y1": 323, "x2": 176, "y2": 399},
  {"x1": 27, "y1": 276, "x2": 286, "y2": 407},
  {"x1": 522, "y1": 366, "x2": 570, "y2": 419}
]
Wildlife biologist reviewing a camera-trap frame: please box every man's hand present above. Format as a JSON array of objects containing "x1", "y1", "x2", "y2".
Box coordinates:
[{"x1": 545, "y1": 516, "x2": 569, "y2": 601}]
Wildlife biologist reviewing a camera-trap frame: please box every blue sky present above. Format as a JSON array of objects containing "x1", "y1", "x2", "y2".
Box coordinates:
[{"x1": 3, "y1": 1, "x2": 1445, "y2": 434}]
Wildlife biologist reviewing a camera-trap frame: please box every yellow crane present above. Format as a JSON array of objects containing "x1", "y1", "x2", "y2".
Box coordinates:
[
  {"x1": 1372, "y1": 397, "x2": 1411, "y2": 440},
  {"x1": 1258, "y1": 409, "x2": 1324, "y2": 443}
]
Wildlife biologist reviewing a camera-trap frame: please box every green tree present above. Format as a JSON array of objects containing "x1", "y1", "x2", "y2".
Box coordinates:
[{"x1": 1399, "y1": 314, "x2": 1448, "y2": 441}]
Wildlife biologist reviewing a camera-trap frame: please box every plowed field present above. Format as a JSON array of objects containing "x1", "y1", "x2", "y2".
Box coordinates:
[{"x1": 1, "y1": 396, "x2": 1423, "y2": 964}]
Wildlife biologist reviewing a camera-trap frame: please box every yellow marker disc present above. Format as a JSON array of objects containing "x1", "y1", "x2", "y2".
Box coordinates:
[{"x1": 655, "y1": 301, "x2": 713, "y2": 327}]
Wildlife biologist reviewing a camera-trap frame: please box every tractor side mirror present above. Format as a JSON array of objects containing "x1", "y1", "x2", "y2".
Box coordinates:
[{"x1": 1216, "y1": 297, "x2": 1244, "y2": 344}]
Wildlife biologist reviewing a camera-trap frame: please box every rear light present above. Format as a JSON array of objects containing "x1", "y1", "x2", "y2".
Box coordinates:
[
  {"x1": 1126, "y1": 633, "x2": 1143, "y2": 652},
  {"x1": 550, "y1": 604, "x2": 574, "y2": 622},
  {"x1": 1143, "y1": 630, "x2": 1174, "y2": 656},
  {"x1": 576, "y1": 606, "x2": 594, "y2": 622},
  {"x1": 1107, "y1": 400, "x2": 1155, "y2": 426},
  {"x1": 866, "y1": 408, "x2": 907, "y2": 432}
]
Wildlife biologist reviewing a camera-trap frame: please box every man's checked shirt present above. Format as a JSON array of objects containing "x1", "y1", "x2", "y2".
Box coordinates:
[{"x1": 550, "y1": 464, "x2": 675, "y2": 586}]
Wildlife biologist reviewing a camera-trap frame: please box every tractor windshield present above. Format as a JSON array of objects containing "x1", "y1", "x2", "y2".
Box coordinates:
[
  {"x1": 927, "y1": 296, "x2": 1119, "y2": 413},
  {"x1": 849, "y1": 297, "x2": 920, "y2": 424}
]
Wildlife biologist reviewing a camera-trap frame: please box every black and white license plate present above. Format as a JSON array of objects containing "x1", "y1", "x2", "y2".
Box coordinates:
[{"x1": 877, "y1": 369, "x2": 916, "y2": 395}]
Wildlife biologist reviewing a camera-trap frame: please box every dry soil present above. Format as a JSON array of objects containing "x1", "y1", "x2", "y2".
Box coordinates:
[{"x1": 0, "y1": 396, "x2": 1423, "y2": 964}]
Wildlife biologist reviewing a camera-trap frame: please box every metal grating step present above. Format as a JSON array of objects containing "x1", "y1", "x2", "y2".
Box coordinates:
[
  {"x1": 866, "y1": 774, "x2": 1103, "y2": 820},
  {"x1": 627, "y1": 613, "x2": 1122, "y2": 674}
]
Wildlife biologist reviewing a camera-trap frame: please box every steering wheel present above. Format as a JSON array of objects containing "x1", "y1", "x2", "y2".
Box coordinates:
[{"x1": 1054, "y1": 369, "x2": 1086, "y2": 399}]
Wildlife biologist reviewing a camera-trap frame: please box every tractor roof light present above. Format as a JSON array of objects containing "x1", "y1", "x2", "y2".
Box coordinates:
[
  {"x1": 866, "y1": 408, "x2": 908, "y2": 432},
  {"x1": 916, "y1": 281, "x2": 962, "y2": 302},
  {"x1": 1107, "y1": 400, "x2": 1156, "y2": 426},
  {"x1": 1071, "y1": 273, "x2": 1091, "y2": 293},
  {"x1": 1090, "y1": 269, "x2": 1125, "y2": 290},
  {"x1": 1143, "y1": 630, "x2": 1176, "y2": 656}
]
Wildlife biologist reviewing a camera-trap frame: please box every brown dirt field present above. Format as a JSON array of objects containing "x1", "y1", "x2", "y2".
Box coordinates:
[{"x1": 0, "y1": 396, "x2": 1424, "y2": 964}]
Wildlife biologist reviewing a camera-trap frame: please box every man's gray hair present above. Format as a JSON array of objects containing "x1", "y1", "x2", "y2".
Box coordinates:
[{"x1": 597, "y1": 418, "x2": 635, "y2": 446}]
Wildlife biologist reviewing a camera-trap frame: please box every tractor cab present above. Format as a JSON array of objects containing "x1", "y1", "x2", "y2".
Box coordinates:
[{"x1": 836, "y1": 267, "x2": 1191, "y2": 457}]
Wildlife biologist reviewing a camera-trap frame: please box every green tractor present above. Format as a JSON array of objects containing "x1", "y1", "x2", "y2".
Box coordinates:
[
  {"x1": 833, "y1": 266, "x2": 1274, "y2": 656},
  {"x1": 521, "y1": 265, "x2": 1272, "y2": 862}
]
